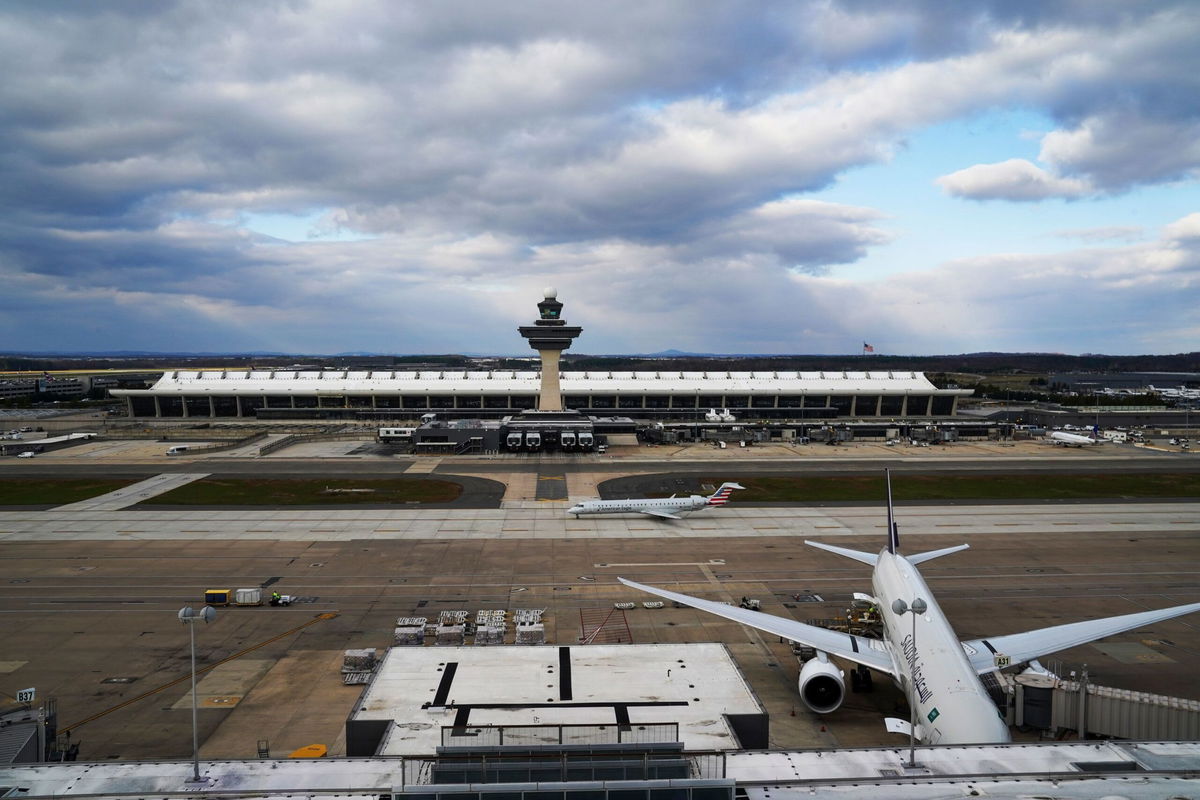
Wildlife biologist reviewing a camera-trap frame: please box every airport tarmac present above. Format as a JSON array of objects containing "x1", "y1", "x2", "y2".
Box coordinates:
[
  {"x1": 2, "y1": 516, "x2": 1199, "y2": 760},
  {"x1": 1, "y1": 440, "x2": 1198, "y2": 764}
]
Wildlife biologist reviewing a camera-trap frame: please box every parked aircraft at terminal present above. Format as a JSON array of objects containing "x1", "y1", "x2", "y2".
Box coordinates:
[
  {"x1": 1047, "y1": 430, "x2": 1099, "y2": 447},
  {"x1": 568, "y1": 482, "x2": 744, "y2": 520},
  {"x1": 620, "y1": 472, "x2": 1200, "y2": 744}
]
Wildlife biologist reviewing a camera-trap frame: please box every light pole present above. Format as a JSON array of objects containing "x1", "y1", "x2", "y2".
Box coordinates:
[
  {"x1": 179, "y1": 605, "x2": 216, "y2": 783},
  {"x1": 892, "y1": 596, "x2": 928, "y2": 768}
]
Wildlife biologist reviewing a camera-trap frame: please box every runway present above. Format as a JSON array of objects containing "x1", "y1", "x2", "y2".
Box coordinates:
[{"x1": 0, "y1": 500, "x2": 1196, "y2": 541}]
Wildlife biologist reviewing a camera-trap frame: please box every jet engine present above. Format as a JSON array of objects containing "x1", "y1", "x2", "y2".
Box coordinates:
[{"x1": 798, "y1": 652, "x2": 845, "y2": 714}]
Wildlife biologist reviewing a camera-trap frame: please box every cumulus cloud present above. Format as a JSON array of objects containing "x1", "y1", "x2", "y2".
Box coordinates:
[
  {"x1": 936, "y1": 159, "x2": 1092, "y2": 201},
  {"x1": 0, "y1": 1, "x2": 1197, "y2": 353},
  {"x1": 781, "y1": 211, "x2": 1200, "y2": 354},
  {"x1": 1039, "y1": 115, "x2": 1200, "y2": 190}
]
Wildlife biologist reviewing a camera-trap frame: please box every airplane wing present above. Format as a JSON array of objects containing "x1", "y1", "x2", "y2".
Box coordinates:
[
  {"x1": 618, "y1": 577, "x2": 896, "y2": 675},
  {"x1": 962, "y1": 601, "x2": 1200, "y2": 674},
  {"x1": 638, "y1": 509, "x2": 683, "y2": 520}
]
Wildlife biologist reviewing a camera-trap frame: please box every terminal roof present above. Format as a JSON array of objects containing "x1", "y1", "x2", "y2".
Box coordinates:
[{"x1": 113, "y1": 370, "x2": 963, "y2": 397}]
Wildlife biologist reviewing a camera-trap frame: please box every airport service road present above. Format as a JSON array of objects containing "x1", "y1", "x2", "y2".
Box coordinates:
[{"x1": 0, "y1": 501, "x2": 1196, "y2": 542}]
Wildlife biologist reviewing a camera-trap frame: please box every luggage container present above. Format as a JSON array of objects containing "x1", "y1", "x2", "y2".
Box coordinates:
[
  {"x1": 204, "y1": 588, "x2": 231, "y2": 606},
  {"x1": 235, "y1": 588, "x2": 262, "y2": 606}
]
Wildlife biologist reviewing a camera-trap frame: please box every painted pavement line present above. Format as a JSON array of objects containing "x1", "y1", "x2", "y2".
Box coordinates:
[{"x1": 51, "y1": 473, "x2": 211, "y2": 512}]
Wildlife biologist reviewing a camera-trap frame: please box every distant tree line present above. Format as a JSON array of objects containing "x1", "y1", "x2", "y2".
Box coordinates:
[
  {"x1": 970, "y1": 383, "x2": 1163, "y2": 406},
  {"x1": 2, "y1": 351, "x2": 1197, "y2": 374}
]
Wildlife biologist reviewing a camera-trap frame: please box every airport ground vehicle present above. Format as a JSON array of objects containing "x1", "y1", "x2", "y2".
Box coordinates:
[
  {"x1": 378, "y1": 427, "x2": 415, "y2": 442},
  {"x1": 205, "y1": 588, "x2": 291, "y2": 607}
]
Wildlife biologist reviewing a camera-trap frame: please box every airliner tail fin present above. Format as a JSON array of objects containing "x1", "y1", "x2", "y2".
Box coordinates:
[
  {"x1": 707, "y1": 482, "x2": 745, "y2": 506},
  {"x1": 885, "y1": 469, "x2": 899, "y2": 554}
]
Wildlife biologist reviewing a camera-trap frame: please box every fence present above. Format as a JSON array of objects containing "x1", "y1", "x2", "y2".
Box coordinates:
[{"x1": 442, "y1": 724, "x2": 680, "y2": 749}]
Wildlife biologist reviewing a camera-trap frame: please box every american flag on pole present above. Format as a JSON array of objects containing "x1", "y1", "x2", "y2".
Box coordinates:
[{"x1": 862, "y1": 342, "x2": 875, "y2": 354}]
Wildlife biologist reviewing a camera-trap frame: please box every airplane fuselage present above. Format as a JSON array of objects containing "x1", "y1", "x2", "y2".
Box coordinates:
[
  {"x1": 872, "y1": 551, "x2": 1011, "y2": 744},
  {"x1": 568, "y1": 495, "x2": 707, "y2": 517},
  {"x1": 1048, "y1": 431, "x2": 1097, "y2": 447}
]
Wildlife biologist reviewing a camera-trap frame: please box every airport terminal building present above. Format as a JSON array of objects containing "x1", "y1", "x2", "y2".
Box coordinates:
[{"x1": 111, "y1": 369, "x2": 970, "y2": 420}]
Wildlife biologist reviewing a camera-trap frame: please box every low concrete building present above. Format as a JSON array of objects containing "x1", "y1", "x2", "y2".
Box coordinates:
[{"x1": 346, "y1": 643, "x2": 768, "y2": 757}]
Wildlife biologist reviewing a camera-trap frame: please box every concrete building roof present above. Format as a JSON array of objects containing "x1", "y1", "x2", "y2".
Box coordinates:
[
  {"x1": 112, "y1": 370, "x2": 965, "y2": 397},
  {"x1": 354, "y1": 643, "x2": 764, "y2": 755},
  {"x1": 4, "y1": 741, "x2": 1200, "y2": 798}
]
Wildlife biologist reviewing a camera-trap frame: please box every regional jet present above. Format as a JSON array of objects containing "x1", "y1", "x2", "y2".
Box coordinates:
[
  {"x1": 568, "y1": 482, "x2": 745, "y2": 520},
  {"x1": 619, "y1": 471, "x2": 1200, "y2": 744}
]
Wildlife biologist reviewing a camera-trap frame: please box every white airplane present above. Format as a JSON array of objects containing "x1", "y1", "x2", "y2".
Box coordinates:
[
  {"x1": 1047, "y1": 430, "x2": 1099, "y2": 447},
  {"x1": 568, "y1": 482, "x2": 745, "y2": 520},
  {"x1": 619, "y1": 472, "x2": 1200, "y2": 745}
]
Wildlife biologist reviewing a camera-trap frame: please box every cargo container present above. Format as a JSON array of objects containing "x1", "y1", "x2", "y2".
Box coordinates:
[
  {"x1": 204, "y1": 588, "x2": 231, "y2": 606},
  {"x1": 235, "y1": 588, "x2": 263, "y2": 606}
]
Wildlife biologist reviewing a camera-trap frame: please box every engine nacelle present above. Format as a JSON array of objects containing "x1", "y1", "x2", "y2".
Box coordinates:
[{"x1": 798, "y1": 653, "x2": 845, "y2": 714}]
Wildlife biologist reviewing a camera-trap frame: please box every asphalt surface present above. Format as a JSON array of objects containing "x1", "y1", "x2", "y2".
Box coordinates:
[
  {"x1": 2, "y1": 453, "x2": 1198, "y2": 478},
  {"x1": 1, "y1": 442, "x2": 1198, "y2": 762},
  {"x1": 3, "y1": 524, "x2": 1198, "y2": 759}
]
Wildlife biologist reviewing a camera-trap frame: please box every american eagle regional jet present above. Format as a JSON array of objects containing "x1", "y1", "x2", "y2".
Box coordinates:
[
  {"x1": 568, "y1": 482, "x2": 744, "y2": 520},
  {"x1": 620, "y1": 472, "x2": 1200, "y2": 745}
]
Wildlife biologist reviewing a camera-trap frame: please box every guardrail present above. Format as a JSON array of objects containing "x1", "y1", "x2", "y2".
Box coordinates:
[
  {"x1": 257, "y1": 431, "x2": 368, "y2": 456},
  {"x1": 183, "y1": 431, "x2": 271, "y2": 454}
]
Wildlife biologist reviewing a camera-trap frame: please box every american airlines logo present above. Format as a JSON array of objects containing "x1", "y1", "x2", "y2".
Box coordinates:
[
  {"x1": 708, "y1": 489, "x2": 736, "y2": 505},
  {"x1": 901, "y1": 634, "x2": 934, "y2": 704}
]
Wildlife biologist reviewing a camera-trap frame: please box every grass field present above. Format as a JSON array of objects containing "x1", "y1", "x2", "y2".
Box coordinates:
[
  {"x1": 702, "y1": 473, "x2": 1200, "y2": 502},
  {"x1": 139, "y1": 477, "x2": 463, "y2": 505},
  {"x1": 0, "y1": 479, "x2": 139, "y2": 505}
]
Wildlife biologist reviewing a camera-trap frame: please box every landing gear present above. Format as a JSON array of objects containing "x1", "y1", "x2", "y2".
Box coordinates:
[{"x1": 850, "y1": 665, "x2": 873, "y2": 692}]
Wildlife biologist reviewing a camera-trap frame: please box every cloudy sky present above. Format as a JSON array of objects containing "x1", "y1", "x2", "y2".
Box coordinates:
[{"x1": 2, "y1": 1, "x2": 1197, "y2": 356}]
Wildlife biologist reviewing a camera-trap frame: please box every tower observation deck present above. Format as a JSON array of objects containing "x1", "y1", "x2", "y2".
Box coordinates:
[{"x1": 517, "y1": 287, "x2": 582, "y2": 412}]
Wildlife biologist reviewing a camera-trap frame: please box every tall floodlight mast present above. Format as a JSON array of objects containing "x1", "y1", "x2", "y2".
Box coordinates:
[{"x1": 517, "y1": 287, "x2": 583, "y2": 412}]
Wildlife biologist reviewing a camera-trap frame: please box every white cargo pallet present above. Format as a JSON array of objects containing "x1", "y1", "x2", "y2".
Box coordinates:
[
  {"x1": 515, "y1": 623, "x2": 545, "y2": 645},
  {"x1": 475, "y1": 609, "x2": 506, "y2": 626},
  {"x1": 393, "y1": 626, "x2": 425, "y2": 646},
  {"x1": 473, "y1": 625, "x2": 505, "y2": 645},
  {"x1": 436, "y1": 624, "x2": 465, "y2": 646}
]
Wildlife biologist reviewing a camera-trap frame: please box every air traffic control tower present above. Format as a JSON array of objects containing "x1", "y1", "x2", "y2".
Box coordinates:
[{"x1": 518, "y1": 287, "x2": 582, "y2": 412}]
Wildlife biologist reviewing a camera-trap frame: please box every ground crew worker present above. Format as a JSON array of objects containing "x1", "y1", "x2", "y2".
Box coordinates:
[{"x1": 271, "y1": 591, "x2": 281, "y2": 606}]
